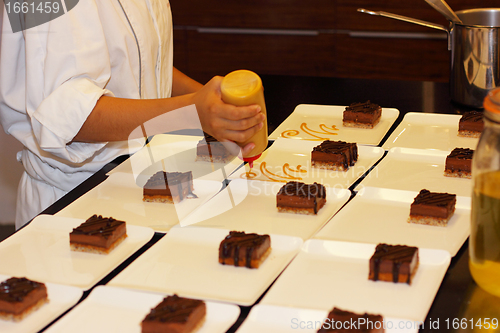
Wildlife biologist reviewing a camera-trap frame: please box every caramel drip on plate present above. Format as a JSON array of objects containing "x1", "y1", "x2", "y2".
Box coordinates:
[
  {"x1": 220, "y1": 231, "x2": 269, "y2": 268},
  {"x1": 281, "y1": 123, "x2": 338, "y2": 140},
  {"x1": 413, "y1": 189, "x2": 456, "y2": 207},
  {"x1": 144, "y1": 295, "x2": 203, "y2": 323},
  {"x1": 372, "y1": 244, "x2": 417, "y2": 283},
  {"x1": 241, "y1": 162, "x2": 306, "y2": 182},
  {"x1": 0, "y1": 277, "x2": 43, "y2": 302},
  {"x1": 70, "y1": 215, "x2": 124, "y2": 239},
  {"x1": 448, "y1": 148, "x2": 474, "y2": 160}
]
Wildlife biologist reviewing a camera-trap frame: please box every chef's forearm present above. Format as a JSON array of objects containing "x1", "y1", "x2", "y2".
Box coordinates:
[
  {"x1": 171, "y1": 67, "x2": 203, "y2": 97},
  {"x1": 72, "y1": 94, "x2": 196, "y2": 142}
]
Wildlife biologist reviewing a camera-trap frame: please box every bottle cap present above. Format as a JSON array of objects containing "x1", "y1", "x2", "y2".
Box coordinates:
[
  {"x1": 242, "y1": 154, "x2": 261, "y2": 163},
  {"x1": 242, "y1": 153, "x2": 261, "y2": 168}
]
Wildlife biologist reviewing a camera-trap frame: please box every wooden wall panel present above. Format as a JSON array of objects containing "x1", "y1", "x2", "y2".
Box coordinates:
[
  {"x1": 170, "y1": 0, "x2": 336, "y2": 30},
  {"x1": 170, "y1": 0, "x2": 499, "y2": 83},
  {"x1": 335, "y1": 34, "x2": 450, "y2": 82},
  {"x1": 177, "y1": 30, "x2": 337, "y2": 84}
]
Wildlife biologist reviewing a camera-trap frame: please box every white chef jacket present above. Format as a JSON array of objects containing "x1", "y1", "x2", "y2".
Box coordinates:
[{"x1": 0, "y1": 0, "x2": 173, "y2": 228}]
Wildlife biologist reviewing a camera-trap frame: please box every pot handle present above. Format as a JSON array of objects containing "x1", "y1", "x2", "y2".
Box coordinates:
[{"x1": 358, "y1": 9, "x2": 451, "y2": 49}]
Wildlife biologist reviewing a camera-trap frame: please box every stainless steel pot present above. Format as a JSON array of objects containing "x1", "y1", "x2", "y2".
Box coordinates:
[{"x1": 359, "y1": 8, "x2": 500, "y2": 108}]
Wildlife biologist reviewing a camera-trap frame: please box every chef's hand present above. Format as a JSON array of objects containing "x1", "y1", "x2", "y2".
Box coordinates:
[{"x1": 192, "y1": 76, "x2": 265, "y2": 156}]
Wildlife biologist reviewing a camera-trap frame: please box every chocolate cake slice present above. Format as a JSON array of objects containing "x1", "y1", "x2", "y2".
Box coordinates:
[
  {"x1": 141, "y1": 294, "x2": 206, "y2": 333},
  {"x1": 311, "y1": 140, "x2": 358, "y2": 171},
  {"x1": 343, "y1": 101, "x2": 382, "y2": 129},
  {"x1": 143, "y1": 171, "x2": 195, "y2": 203},
  {"x1": 219, "y1": 231, "x2": 271, "y2": 269},
  {"x1": 276, "y1": 181, "x2": 326, "y2": 215},
  {"x1": 458, "y1": 110, "x2": 484, "y2": 138},
  {"x1": 408, "y1": 189, "x2": 456, "y2": 227},
  {"x1": 444, "y1": 148, "x2": 473, "y2": 179},
  {"x1": 318, "y1": 307, "x2": 384, "y2": 333},
  {"x1": 0, "y1": 277, "x2": 48, "y2": 321},
  {"x1": 369, "y1": 243, "x2": 419, "y2": 285},
  {"x1": 70, "y1": 215, "x2": 127, "y2": 254},
  {"x1": 196, "y1": 133, "x2": 235, "y2": 163}
]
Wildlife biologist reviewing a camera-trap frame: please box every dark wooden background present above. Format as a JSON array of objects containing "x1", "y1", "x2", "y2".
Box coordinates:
[{"x1": 170, "y1": 0, "x2": 499, "y2": 84}]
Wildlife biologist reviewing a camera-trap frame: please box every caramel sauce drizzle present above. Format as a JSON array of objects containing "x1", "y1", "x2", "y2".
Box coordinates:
[
  {"x1": 241, "y1": 161, "x2": 307, "y2": 182},
  {"x1": 281, "y1": 123, "x2": 339, "y2": 140}
]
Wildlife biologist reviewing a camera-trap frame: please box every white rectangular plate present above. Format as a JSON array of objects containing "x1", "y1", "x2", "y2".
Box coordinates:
[
  {"x1": 109, "y1": 134, "x2": 243, "y2": 182},
  {"x1": 229, "y1": 138, "x2": 385, "y2": 189},
  {"x1": 0, "y1": 274, "x2": 82, "y2": 333},
  {"x1": 261, "y1": 239, "x2": 450, "y2": 322},
  {"x1": 0, "y1": 215, "x2": 154, "y2": 289},
  {"x1": 383, "y1": 112, "x2": 479, "y2": 151},
  {"x1": 236, "y1": 304, "x2": 418, "y2": 333},
  {"x1": 56, "y1": 172, "x2": 223, "y2": 233},
  {"x1": 183, "y1": 179, "x2": 351, "y2": 240},
  {"x1": 43, "y1": 286, "x2": 240, "y2": 333},
  {"x1": 269, "y1": 104, "x2": 399, "y2": 145},
  {"x1": 356, "y1": 147, "x2": 473, "y2": 197},
  {"x1": 109, "y1": 226, "x2": 303, "y2": 306},
  {"x1": 314, "y1": 187, "x2": 470, "y2": 256}
]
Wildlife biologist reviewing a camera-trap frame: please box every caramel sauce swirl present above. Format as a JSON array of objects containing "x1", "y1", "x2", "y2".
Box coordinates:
[{"x1": 281, "y1": 123, "x2": 338, "y2": 140}]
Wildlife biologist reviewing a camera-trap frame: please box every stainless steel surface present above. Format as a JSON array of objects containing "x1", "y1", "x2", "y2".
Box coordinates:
[
  {"x1": 451, "y1": 9, "x2": 500, "y2": 108},
  {"x1": 358, "y1": 7, "x2": 500, "y2": 108},
  {"x1": 425, "y1": 0, "x2": 463, "y2": 24},
  {"x1": 357, "y1": 8, "x2": 448, "y2": 32}
]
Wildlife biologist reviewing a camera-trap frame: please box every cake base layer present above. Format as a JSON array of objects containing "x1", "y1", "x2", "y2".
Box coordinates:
[
  {"x1": 444, "y1": 170, "x2": 472, "y2": 179},
  {"x1": 311, "y1": 160, "x2": 348, "y2": 171},
  {"x1": 70, "y1": 233, "x2": 127, "y2": 254},
  {"x1": 342, "y1": 117, "x2": 380, "y2": 129},
  {"x1": 408, "y1": 208, "x2": 455, "y2": 227},
  {"x1": 277, "y1": 199, "x2": 326, "y2": 215},
  {"x1": 143, "y1": 195, "x2": 175, "y2": 204},
  {"x1": 195, "y1": 155, "x2": 233, "y2": 164},
  {"x1": 458, "y1": 130, "x2": 481, "y2": 138}
]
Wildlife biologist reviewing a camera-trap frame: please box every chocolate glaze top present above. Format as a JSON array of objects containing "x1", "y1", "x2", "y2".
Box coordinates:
[
  {"x1": 345, "y1": 100, "x2": 380, "y2": 113},
  {"x1": 277, "y1": 181, "x2": 326, "y2": 199},
  {"x1": 448, "y1": 148, "x2": 474, "y2": 160},
  {"x1": 0, "y1": 277, "x2": 44, "y2": 303},
  {"x1": 460, "y1": 110, "x2": 484, "y2": 123},
  {"x1": 144, "y1": 171, "x2": 193, "y2": 188},
  {"x1": 319, "y1": 307, "x2": 383, "y2": 332},
  {"x1": 70, "y1": 215, "x2": 124, "y2": 239},
  {"x1": 413, "y1": 189, "x2": 456, "y2": 207},
  {"x1": 312, "y1": 140, "x2": 356, "y2": 155},
  {"x1": 220, "y1": 231, "x2": 270, "y2": 268},
  {"x1": 143, "y1": 294, "x2": 204, "y2": 323}
]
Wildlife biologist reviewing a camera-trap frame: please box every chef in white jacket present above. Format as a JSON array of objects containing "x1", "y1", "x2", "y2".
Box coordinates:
[{"x1": 0, "y1": 0, "x2": 264, "y2": 229}]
